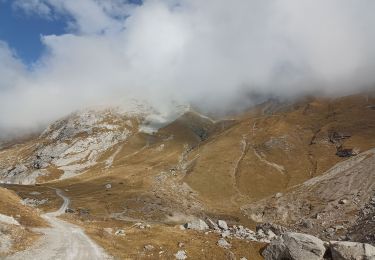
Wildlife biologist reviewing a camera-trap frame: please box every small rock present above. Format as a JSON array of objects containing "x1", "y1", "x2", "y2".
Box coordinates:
[
  {"x1": 221, "y1": 230, "x2": 231, "y2": 238},
  {"x1": 301, "y1": 219, "x2": 313, "y2": 229},
  {"x1": 256, "y1": 222, "x2": 288, "y2": 236},
  {"x1": 275, "y1": 192, "x2": 283, "y2": 198},
  {"x1": 175, "y1": 250, "x2": 187, "y2": 260},
  {"x1": 339, "y1": 199, "x2": 348, "y2": 205},
  {"x1": 265, "y1": 229, "x2": 277, "y2": 240},
  {"x1": 115, "y1": 229, "x2": 125, "y2": 236},
  {"x1": 178, "y1": 242, "x2": 185, "y2": 248},
  {"x1": 206, "y1": 218, "x2": 219, "y2": 230},
  {"x1": 105, "y1": 183, "x2": 112, "y2": 189},
  {"x1": 144, "y1": 244, "x2": 154, "y2": 251},
  {"x1": 65, "y1": 208, "x2": 75, "y2": 213},
  {"x1": 135, "y1": 222, "x2": 145, "y2": 229},
  {"x1": 218, "y1": 220, "x2": 229, "y2": 230},
  {"x1": 217, "y1": 238, "x2": 231, "y2": 249},
  {"x1": 334, "y1": 225, "x2": 345, "y2": 231}
]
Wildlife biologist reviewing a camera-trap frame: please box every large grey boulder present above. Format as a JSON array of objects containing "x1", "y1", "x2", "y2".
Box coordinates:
[
  {"x1": 330, "y1": 241, "x2": 375, "y2": 260},
  {"x1": 184, "y1": 219, "x2": 209, "y2": 231},
  {"x1": 262, "y1": 232, "x2": 326, "y2": 260}
]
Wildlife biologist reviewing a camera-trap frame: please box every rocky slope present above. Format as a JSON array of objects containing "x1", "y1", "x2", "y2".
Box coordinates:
[
  {"x1": 0, "y1": 92, "x2": 374, "y2": 259},
  {"x1": 242, "y1": 148, "x2": 375, "y2": 244}
]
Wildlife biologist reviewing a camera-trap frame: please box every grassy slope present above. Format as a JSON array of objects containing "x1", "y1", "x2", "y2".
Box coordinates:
[{"x1": 1, "y1": 92, "x2": 374, "y2": 258}]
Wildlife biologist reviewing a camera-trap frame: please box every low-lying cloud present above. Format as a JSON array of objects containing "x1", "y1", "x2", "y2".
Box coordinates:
[{"x1": 1, "y1": 0, "x2": 375, "y2": 134}]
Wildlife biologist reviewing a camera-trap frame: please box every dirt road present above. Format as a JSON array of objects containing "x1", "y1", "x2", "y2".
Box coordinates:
[{"x1": 6, "y1": 189, "x2": 112, "y2": 260}]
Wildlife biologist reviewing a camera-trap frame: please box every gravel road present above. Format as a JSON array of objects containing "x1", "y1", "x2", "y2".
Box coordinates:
[{"x1": 6, "y1": 189, "x2": 112, "y2": 260}]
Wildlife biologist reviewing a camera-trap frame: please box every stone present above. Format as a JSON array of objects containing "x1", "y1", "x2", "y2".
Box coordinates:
[
  {"x1": 256, "y1": 222, "x2": 288, "y2": 236},
  {"x1": 217, "y1": 238, "x2": 231, "y2": 249},
  {"x1": 135, "y1": 222, "x2": 145, "y2": 229},
  {"x1": 339, "y1": 199, "x2": 348, "y2": 205},
  {"x1": 175, "y1": 250, "x2": 187, "y2": 260},
  {"x1": 330, "y1": 241, "x2": 375, "y2": 260},
  {"x1": 105, "y1": 183, "x2": 112, "y2": 189},
  {"x1": 301, "y1": 219, "x2": 314, "y2": 229},
  {"x1": 184, "y1": 219, "x2": 209, "y2": 231},
  {"x1": 265, "y1": 229, "x2": 277, "y2": 240},
  {"x1": 178, "y1": 242, "x2": 185, "y2": 248},
  {"x1": 262, "y1": 232, "x2": 326, "y2": 260},
  {"x1": 218, "y1": 220, "x2": 229, "y2": 230},
  {"x1": 221, "y1": 230, "x2": 231, "y2": 238},
  {"x1": 115, "y1": 229, "x2": 125, "y2": 236},
  {"x1": 275, "y1": 193, "x2": 283, "y2": 198},
  {"x1": 144, "y1": 244, "x2": 154, "y2": 251},
  {"x1": 206, "y1": 218, "x2": 219, "y2": 230},
  {"x1": 65, "y1": 208, "x2": 75, "y2": 213}
]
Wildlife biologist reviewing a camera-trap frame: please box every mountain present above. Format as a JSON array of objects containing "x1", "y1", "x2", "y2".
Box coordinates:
[{"x1": 0, "y1": 92, "x2": 374, "y2": 259}]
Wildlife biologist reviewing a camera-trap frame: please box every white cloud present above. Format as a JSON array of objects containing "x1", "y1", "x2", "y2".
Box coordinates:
[
  {"x1": 12, "y1": 0, "x2": 52, "y2": 18},
  {"x1": 1, "y1": 0, "x2": 375, "y2": 133}
]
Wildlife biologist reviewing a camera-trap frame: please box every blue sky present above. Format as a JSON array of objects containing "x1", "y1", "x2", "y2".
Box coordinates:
[
  {"x1": 0, "y1": 0, "x2": 143, "y2": 64},
  {"x1": 0, "y1": 1, "x2": 67, "y2": 64},
  {"x1": 0, "y1": 0, "x2": 373, "y2": 132}
]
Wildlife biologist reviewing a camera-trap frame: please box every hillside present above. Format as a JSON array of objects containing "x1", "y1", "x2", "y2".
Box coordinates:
[
  {"x1": 0, "y1": 187, "x2": 48, "y2": 257},
  {"x1": 0, "y1": 92, "x2": 374, "y2": 259}
]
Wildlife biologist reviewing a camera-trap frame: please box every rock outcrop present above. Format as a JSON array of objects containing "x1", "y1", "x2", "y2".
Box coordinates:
[
  {"x1": 262, "y1": 232, "x2": 326, "y2": 260},
  {"x1": 329, "y1": 241, "x2": 375, "y2": 260},
  {"x1": 262, "y1": 232, "x2": 375, "y2": 260}
]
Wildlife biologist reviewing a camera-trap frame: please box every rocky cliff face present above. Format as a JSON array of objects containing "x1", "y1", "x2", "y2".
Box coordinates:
[{"x1": 0, "y1": 108, "x2": 138, "y2": 184}]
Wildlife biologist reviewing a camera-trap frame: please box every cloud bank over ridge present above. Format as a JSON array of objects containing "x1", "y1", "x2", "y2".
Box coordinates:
[{"x1": 1, "y1": 0, "x2": 375, "y2": 132}]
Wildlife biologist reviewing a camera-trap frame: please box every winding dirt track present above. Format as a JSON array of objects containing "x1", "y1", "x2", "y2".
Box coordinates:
[{"x1": 6, "y1": 189, "x2": 112, "y2": 260}]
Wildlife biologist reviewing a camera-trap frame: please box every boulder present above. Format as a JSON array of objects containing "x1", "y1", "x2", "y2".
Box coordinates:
[
  {"x1": 144, "y1": 244, "x2": 154, "y2": 251},
  {"x1": 175, "y1": 250, "x2": 187, "y2": 260},
  {"x1": 184, "y1": 219, "x2": 209, "y2": 231},
  {"x1": 262, "y1": 232, "x2": 326, "y2": 260},
  {"x1": 206, "y1": 218, "x2": 219, "y2": 230},
  {"x1": 115, "y1": 229, "x2": 125, "y2": 236},
  {"x1": 330, "y1": 241, "x2": 375, "y2": 260},
  {"x1": 218, "y1": 220, "x2": 229, "y2": 230}
]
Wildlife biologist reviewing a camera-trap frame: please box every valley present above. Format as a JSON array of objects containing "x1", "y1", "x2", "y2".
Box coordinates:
[{"x1": 0, "y1": 93, "x2": 374, "y2": 259}]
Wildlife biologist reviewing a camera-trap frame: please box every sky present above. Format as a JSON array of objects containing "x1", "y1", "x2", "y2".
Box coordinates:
[{"x1": 0, "y1": 0, "x2": 375, "y2": 135}]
